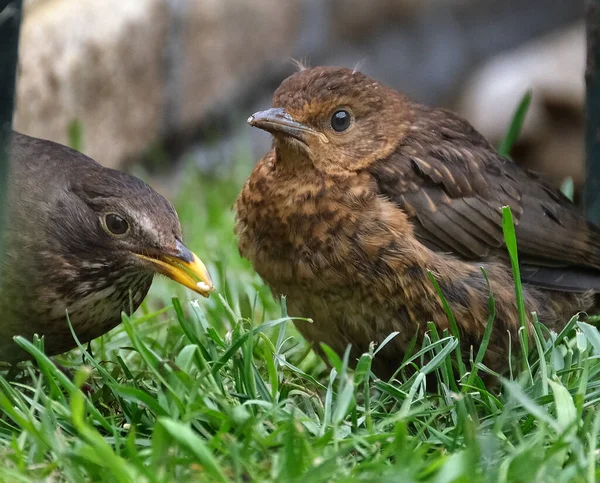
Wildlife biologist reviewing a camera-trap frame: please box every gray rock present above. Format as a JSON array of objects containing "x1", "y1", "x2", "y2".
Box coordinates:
[{"x1": 14, "y1": 0, "x2": 169, "y2": 169}]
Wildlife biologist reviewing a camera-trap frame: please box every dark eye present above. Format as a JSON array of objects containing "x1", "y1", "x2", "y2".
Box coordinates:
[
  {"x1": 331, "y1": 110, "x2": 352, "y2": 132},
  {"x1": 104, "y1": 213, "x2": 129, "y2": 235}
]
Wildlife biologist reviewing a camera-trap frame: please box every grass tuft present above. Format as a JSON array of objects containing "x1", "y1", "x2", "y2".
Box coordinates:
[{"x1": 1, "y1": 129, "x2": 600, "y2": 480}]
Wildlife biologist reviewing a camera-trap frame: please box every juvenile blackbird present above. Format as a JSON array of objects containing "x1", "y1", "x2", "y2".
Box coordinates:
[
  {"x1": 235, "y1": 66, "x2": 600, "y2": 379},
  {"x1": 0, "y1": 132, "x2": 213, "y2": 362}
]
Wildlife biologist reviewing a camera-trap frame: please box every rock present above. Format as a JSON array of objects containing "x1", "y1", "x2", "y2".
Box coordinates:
[
  {"x1": 457, "y1": 23, "x2": 585, "y2": 188},
  {"x1": 14, "y1": 0, "x2": 300, "y2": 168},
  {"x1": 14, "y1": 0, "x2": 169, "y2": 169},
  {"x1": 23, "y1": 0, "x2": 50, "y2": 13},
  {"x1": 457, "y1": 23, "x2": 584, "y2": 143}
]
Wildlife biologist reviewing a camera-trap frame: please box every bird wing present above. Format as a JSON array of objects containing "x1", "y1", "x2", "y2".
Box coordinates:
[{"x1": 367, "y1": 107, "x2": 600, "y2": 292}]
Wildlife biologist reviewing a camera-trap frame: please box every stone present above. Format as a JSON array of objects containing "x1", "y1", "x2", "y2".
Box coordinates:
[
  {"x1": 14, "y1": 0, "x2": 169, "y2": 169},
  {"x1": 457, "y1": 23, "x2": 585, "y2": 189},
  {"x1": 457, "y1": 23, "x2": 584, "y2": 143},
  {"x1": 14, "y1": 0, "x2": 301, "y2": 169}
]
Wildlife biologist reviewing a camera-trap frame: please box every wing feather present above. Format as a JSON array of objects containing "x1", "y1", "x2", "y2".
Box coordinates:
[{"x1": 368, "y1": 106, "x2": 600, "y2": 292}]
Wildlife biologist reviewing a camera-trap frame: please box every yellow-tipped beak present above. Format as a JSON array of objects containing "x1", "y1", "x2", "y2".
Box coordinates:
[{"x1": 134, "y1": 240, "x2": 214, "y2": 297}]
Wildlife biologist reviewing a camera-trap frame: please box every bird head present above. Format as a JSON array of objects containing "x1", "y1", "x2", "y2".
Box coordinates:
[
  {"x1": 48, "y1": 165, "x2": 214, "y2": 298},
  {"x1": 248, "y1": 66, "x2": 412, "y2": 175}
]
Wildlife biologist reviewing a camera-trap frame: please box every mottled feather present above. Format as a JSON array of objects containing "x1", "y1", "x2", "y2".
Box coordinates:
[{"x1": 236, "y1": 66, "x2": 599, "y2": 380}]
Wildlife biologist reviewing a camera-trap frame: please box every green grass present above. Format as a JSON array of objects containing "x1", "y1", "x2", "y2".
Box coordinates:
[
  {"x1": 2, "y1": 95, "x2": 600, "y2": 482},
  {"x1": 1, "y1": 159, "x2": 599, "y2": 482},
  {"x1": 497, "y1": 91, "x2": 532, "y2": 158}
]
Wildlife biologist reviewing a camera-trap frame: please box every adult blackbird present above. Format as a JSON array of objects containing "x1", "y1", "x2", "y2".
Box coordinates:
[
  {"x1": 235, "y1": 66, "x2": 600, "y2": 379},
  {"x1": 0, "y1": 132, "x2": 213, "y2": 362}
]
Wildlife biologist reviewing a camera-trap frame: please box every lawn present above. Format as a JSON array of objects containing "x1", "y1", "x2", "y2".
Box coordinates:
[{"x1": 1, "y1": 141, "x2": 600, "y2": 482}]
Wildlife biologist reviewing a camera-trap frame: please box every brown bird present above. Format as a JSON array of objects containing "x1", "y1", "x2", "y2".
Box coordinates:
[
  {"x1": 235, "y1": 66, "x2": 600, "y2": 379},
  {"x1": 0, "y1": 132, "x2": 214, "y2": 363}
]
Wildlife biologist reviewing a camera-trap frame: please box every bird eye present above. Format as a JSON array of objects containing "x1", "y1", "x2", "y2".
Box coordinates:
[
  {"x1": 104, "y1": 213, "x2": 129, "y2": 236},
  {"x1": 331, "y1": 110, "x2": 352, "y2": 132}
]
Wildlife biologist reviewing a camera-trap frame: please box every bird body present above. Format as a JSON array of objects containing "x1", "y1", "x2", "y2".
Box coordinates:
[
  {"x1": 0, "y1": 132, "x2": 213, "y2": 362},
  {"x1": 235, "y1": 67, "x2": 598, "y2": 378}
]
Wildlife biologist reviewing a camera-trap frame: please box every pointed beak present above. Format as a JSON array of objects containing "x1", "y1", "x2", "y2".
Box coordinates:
[
  {"x1": 248, "y1": 107, "x2": 324, "y2": 143},
  {"x1": 133, "y1": 240, "x2": 214, "y2": 297}
]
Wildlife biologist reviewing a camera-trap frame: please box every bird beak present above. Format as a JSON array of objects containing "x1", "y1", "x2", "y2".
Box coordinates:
[
  {"x1": 248, "y1": 108, "x2": 326, "y2": 143},
  {"x1": 133, "y1": 240, "x2": 214, "y2": 297}
]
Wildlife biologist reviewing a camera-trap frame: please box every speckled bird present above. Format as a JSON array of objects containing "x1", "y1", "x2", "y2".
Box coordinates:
[{"x1": 235, "y1": 66, "x2": 600, "y2": 379}]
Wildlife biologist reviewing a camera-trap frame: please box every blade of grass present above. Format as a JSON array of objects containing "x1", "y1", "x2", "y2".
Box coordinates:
[
  {"x1": 427, "y1": 271, "x2": 466, "y2": 378},
  {"x1": 155, "y1": 418, "x2": 228, "y2": 482},
  {"x1": 497, "y1": 90, "x2": 532, "y2": 157},
  {"x1": 466, "y1": 267, "x2": 496, "y2": 388},
  {"x1": 501, "y1": 206, "x2": 528, "y2": 363}
]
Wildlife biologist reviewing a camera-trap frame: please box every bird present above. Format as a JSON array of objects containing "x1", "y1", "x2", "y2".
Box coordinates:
[
  {"x1": 235, "y1": 66, "x2": 600, "y2": 380},
  {"x1": 0, "y1": 131, "x2": 214, "y2": 363}
]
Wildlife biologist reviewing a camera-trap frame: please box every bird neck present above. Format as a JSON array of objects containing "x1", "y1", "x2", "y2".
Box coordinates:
[
  {"x1": 273, "y1": 140, "x2": 318, "y2": 175},
  {"x1": 49, "y1": 251, "x2": 151, "y2": 302}
]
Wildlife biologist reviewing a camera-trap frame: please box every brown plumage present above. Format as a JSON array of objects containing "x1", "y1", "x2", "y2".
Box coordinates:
[{"x1": 235, "y1": 66, "x2": 599, "y2": 379}]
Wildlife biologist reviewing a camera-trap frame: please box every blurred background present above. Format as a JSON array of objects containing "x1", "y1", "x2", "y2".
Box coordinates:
[{"x1": 14, "y1": 0, "x2": 585, "y2": 197}]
